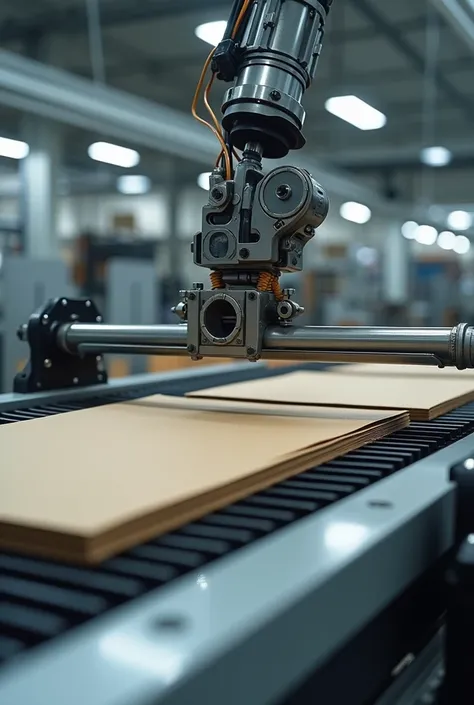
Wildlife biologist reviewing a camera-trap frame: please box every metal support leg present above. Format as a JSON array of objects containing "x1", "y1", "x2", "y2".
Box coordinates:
[{"x1": 20, "y1": 117, "x2": 62, "y2": 259}]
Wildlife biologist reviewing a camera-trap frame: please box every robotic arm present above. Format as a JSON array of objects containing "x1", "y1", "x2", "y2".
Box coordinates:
[
  {"x1": 181, "y1": 0, "x2": 331, "y2": 360},
  {"x1": 13, "y1": 0, "x2": 474, "y2": 392}
]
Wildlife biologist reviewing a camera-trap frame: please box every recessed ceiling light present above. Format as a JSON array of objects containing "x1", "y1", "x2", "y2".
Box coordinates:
[
  {"x1": 88, "y1": 142, "x2": 140, "y2": 168},
  {"x1": 195, "y1": 21, "x2": 227, "y2": 46},
  {"x1": 420, "y1": 146, "x2": 452, "y2": 167},
  {"x1": 0, "y1": 136, "x2": 29, "y2": 160},
  {"x1": 447, "y1": 210, "x2": 473, "y2": 231},
  {"x1": 401, "y1": 221, "x2": 418, "y2": 239},
  {"x1": 325, "y1": 95, "x2": 386, "y2": 130},
  {"x1": 197, "y1": 172, "x2": 211, "y2": 191},
  {"x1": 415, "y1": 225, "x2": 438, "y2": 245},
  {"x1": 117, "y1": 175, "x2": 151, "y2": 195},
  {"x1": 355, "y1": 246, "x2": 377, "y2": 266},
  {"x1": 453, "y1": 235, "x2": 471, "y2": 255},
  {"x1": 340, "y1": 201, "x2": 372, "y2": 224},
  {"x1": 437, "y1": 230, "x2": 456, "y2": 250}
]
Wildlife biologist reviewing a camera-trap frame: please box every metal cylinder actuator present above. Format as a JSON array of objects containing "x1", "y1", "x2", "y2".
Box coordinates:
[{"x1": 219, "y1": 0, "x2": 332, "y2": 158}]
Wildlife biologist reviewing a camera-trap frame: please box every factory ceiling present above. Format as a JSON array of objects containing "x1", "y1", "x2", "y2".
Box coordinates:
[{"x1": 0, "y1": 0, "x2": 473, "y2": 206}]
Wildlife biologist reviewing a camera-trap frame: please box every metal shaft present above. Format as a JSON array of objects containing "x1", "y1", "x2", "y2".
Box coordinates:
[{"x1": 56, "y1": 322, "x2": 474, "y2": 368}]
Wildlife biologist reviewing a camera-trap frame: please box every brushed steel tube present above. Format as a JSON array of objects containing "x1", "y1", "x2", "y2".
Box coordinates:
[
  {"x1": 55, "y1": 322, "x2": 474, "y2": 368},
  {"x1": 262, "y1": 324, "x2": 474, "y2": 368},
  {"x1": 58, "y1": 323, "x2": 188, "y2": 354}
]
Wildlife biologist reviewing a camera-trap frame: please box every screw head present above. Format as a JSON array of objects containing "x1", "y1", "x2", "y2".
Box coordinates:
[
  {"x1": 96, "y1": 316, "x2": 102, "y2": 322},
  {"x1": 248, "y1": 291, "x2": 257, "y2": 301},
  {"x1": 292, "y1": 256, "x2": 298, "y2": 266},
  {"x1": 270, "y1": 90, "x2": 281, "y2": 101},
  {"x1": 188, "y1": 292, "x2": 196, "y2": 301},
  {"x1": 187, "y1": 344, "x2": 196, "y2": 353},
  {"x1": 304, "y1": 225, "x2": 313, "y2": 234},
  {"x1": 276, "y1": 184, "x2": 291, "y2": 201},
  {"x1": 61, "y1": 298, "x2": 68, "y2": 306},
  {"x1": 42, "y1": 314, "x2": 49, "y2": 325},
  {"x1": 239, "y1": 248, "x2": 250, "y2": 259},
  {"x1": 73, "y1": 377, "x2": 79, "y2": 385},
  {"x1": 236, "y1": 338, "x2": 243, "y2": 345},
  {"x1": 85, "y1": 300, "x2": 91, "y2": 308},
  {"x1": 43, "y1": 358, "x2": 52, "y2": 369},
  {"x1": 247, "y1": 347, "x2": 256, "y2": 356},
  {"x1": 211, "y1": 187, "x2": 224, "y2": 201}
]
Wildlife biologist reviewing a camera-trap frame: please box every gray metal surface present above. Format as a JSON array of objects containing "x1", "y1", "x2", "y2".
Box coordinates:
[
  {"x1": 1, "y1": 257, "x2": 73, "y2": 393},
  {"x1": 0, "y1": 425, "x2": 466, "y2": 705},
  {"x1": 0, "y1": 363, "x2": 255, "y2": 412},
  {"x1": 374, "y1": 632, "x2": 443, "y2": 705},
  {"x1": 106, "y1": 258, "x2": 159, "y2": 375}
]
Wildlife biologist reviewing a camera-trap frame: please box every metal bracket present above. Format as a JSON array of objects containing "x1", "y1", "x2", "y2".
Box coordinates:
[{"x1": 14, "y1": 297, "x2": 108, "y2": 394}]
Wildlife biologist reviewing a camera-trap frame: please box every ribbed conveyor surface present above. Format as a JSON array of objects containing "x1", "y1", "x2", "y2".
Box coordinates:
[{"x1": 1, "y1": 364, "x2": 472, "y2": 667}]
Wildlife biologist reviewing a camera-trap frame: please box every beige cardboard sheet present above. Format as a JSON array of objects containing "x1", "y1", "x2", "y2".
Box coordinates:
[
  {"x1": 189, "y1": 369, "x2": 474, "y2": 420},
  {"x1": 0, "y1": 395, "x2": 407, "y2": 563},
  {"x1": 330, "y1": 363, "x2": 474, "y2": 378}
]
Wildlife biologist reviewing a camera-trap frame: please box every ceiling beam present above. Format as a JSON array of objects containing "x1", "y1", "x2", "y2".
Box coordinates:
[
  {"x1": 0, "y1": 49, "x2": 400, "y2": 213},
  {"x1": 0, "y1": 0, "x2": 427, "y2": 45},
  {"x1": 350, "y1": 0, "x2": 474, "y2": 123},
  {"x1": 429, "y1": 0, "x2": 474, "y2": 54}
]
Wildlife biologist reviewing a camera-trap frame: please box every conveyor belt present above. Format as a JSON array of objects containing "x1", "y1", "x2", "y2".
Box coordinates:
[{"x1": 1, "y1": 365, "x2": 473, "y2": 669}]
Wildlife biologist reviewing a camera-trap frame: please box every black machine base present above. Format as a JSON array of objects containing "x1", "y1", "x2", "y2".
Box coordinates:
[{"x1": 14, "y1": 297, "x2": 108, "y2": 394}]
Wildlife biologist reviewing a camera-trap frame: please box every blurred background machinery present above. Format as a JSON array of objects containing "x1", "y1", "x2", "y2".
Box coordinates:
[{"x1": 0, "y1": 0, "x2": 472, "y2": 386}]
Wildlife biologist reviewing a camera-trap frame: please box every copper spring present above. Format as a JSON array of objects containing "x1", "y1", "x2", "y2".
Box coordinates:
[
  {"x1": 257, "y1": 271, "x2": 273, "y2": 292},
  {"x1": 210, "y1": 271, "x2": 224, "y2": 289},
  {"x1": 271, "y1": 274, "x2": 285, "y2": 301}
]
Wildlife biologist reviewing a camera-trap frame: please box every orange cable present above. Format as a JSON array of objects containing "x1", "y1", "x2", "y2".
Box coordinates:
[{"x1": 191, "y1": 49, "x2": 231, "y2": 179}]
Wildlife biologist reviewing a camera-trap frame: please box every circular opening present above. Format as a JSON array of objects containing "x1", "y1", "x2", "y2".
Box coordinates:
[
  {"x1": 280, "y1": 304, "x2": 290, "y2": 315},
  {"x1": 203, "y1": 298, "x2": 238, "y2": 341}
]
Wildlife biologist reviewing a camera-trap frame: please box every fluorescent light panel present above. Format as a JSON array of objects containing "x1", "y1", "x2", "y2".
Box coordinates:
[
  {"x1": 420, "y1": 146, "x2": 452, "y2": 167},
  {"x1": 453, "y1": 235, "x2": 471, "y2": 255},
  {"x1": 340, "y1": 201, "x2": 371, "y2": 224},
  {"x1": 415, "y1": 225, "x2": 438, "y2": 245},
  {"x1": 197, "y1": 172, "x2": 211, "y2": 191},
  {"x1": 117, "y1": 175, "x2": 151, "y2": 195},
  {"x1": 195, "y1": 21, "x2": 227, "y2": 46},
  {"x1": 88, "y1": 142, "x2": 140, "y2": 168},
  {"x1": 447, "y1": 210, "x2": 473, "y2": 231},
  {"x1": 0, "y1": 136, "x2": 29, "y2": 160},
  {"x1": 325, "y1": 95, "x2": 386, "y2": 130},
  {"x1": 437, "y1": 230, "x2": 456, "y2": 250},
  {"x1": 401, "y1": 221, "x2": 418, "y2": 240}
]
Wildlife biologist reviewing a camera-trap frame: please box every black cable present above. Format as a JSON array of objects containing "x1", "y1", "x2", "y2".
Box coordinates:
[
  {"x1": 223, "y1": 130, "x2": 234, "y2": 177},
  {"x1": 223, "y1": 0, "x2": 244, "y2": 40}
]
